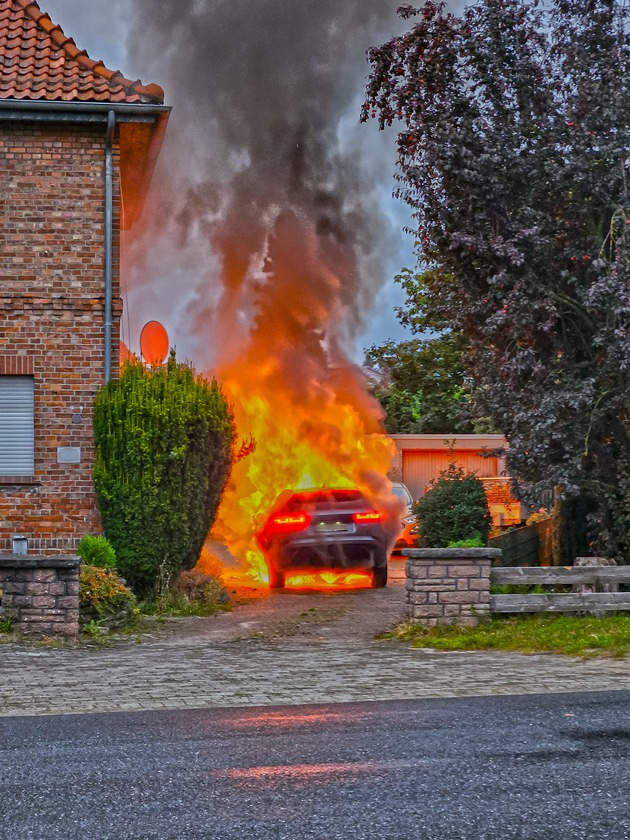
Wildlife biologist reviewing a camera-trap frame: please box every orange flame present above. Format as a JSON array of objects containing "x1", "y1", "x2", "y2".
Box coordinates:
[
  {"x1": 284, "y1": 570, "x2": 374, "y2": 590},
  {"x1": 203, "y1": 212, "x2": 402, "y2": 586},
  {"x1": 214, "y1": 375, "x2": 398, "y2": 585}
]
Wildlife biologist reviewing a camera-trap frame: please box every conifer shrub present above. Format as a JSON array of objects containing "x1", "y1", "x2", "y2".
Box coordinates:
[
  {"x1": 414, "y1": 463, "x2": 491, "y2": 548},
  {"x1": 93, "y1": 353, "x2": 236, "y2": 598},
  {"x1": 77, "y1": 535, "x2": 117, "y2": 569}
]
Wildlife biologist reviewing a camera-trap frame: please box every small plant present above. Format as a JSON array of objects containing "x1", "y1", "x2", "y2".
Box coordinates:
[
  {"x1": 82, "y1": 619, "x2": 105, "y2": 638},
  {"x1": 79, "y1": 565, "x2": 137, "y2": 631},
  {"x1": 526, "y1": 507, "x2": 552, "y2": 526},
  {"x1": 447, "y1": 535, "x2": 485, "y2": 548},
  {"x1": 154, "y1": 560, "x2": 173, "y2": 616},
  {"x1": 77, "y1": 535, "x2": 117, "y2": 569},
  {"x1": 0, "y1": 616, "x2": 14, "y2": 633},
  {"x1": 414, "y1": 462, "x2": 491, "y2": 548}
]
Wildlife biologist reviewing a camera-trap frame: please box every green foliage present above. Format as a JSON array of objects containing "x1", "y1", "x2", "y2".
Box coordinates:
[
  {"x1": 93, "y1": 353, "x2": 237, "y2": 598},
  {"x1": 490, "y1": 584, "x2": 549, "y2": 595},
  {"x1": 447, "y1": 535, "x2": 485, "y2": 548},
  {"x1": 414, "y1": 463, "x2": 491, "y2": 548},
  {"x1": 363, "y1": 0, "x2": 630, "y2": 562},
  {"x1": 392, "y1": 615, "x2": 630, "y2": 658},
  {"x1": 77, "y1": 535, "x2": 116, "y2": 569},
  {"x1": 365, "y1": 334, "x2": 482, "y2": 434},
  {"x1": 79, "y1": 565, "x2": 137, "y2": 617},
  {"x1": 82, "y1": 619, "x2": 105, "y2": 638},
  {"x1": 0, "y1": 616, "x2": 14, "y2": 634}
]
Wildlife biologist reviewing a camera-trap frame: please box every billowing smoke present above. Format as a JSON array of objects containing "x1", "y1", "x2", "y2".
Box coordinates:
[
  {"x1": 123, "y1": 0, "x2": 405, "y2": 369},
  {"x1": 119, "y1": 1, "x2": 413, "y2": 570}
]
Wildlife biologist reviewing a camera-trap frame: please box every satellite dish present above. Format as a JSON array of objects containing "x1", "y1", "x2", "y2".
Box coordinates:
[{"x1": 140, "y1": 320, "x2": 169, "y2": 366}]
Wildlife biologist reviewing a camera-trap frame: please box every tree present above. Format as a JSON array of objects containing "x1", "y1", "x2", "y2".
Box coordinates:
[
  {"x1": 365, "y1": 332, "x2": 476, "y2": 433},
  {"x1": 363, "y1": 0, "x2": 630, "y2": 561},
  {"x1": 93, "y1": 354, "x2": 236, "y2": 597}
]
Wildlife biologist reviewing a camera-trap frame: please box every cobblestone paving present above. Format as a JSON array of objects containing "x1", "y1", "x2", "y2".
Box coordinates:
[{"x1": 2, "y1": 567, "x2": 629, "y2": 717}]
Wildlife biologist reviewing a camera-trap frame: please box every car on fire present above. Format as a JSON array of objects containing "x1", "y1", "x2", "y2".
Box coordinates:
[{"x1": 256, "y1": 487, "x2": 390, "y2": 589}]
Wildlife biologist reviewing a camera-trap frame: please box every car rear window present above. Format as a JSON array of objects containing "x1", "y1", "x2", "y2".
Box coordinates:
[{"x1": 284, "y1": 489, "x2": 365, "y2": 509}]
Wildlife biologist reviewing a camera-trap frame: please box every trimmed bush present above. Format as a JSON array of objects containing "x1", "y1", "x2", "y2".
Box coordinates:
[
  {"x1": 93, "y1": 353, "x2": 236, "y2": 598},
  {"x1": 77, "y1": 535, "x2": 116, "y2": 569},
  {"x1": 414, "y1": 463, "x2": 491, "y2": 548}
]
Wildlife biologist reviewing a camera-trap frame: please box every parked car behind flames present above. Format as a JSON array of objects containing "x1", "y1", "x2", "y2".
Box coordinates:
[
  {"x1": 391, "y1": 481, "x2": 418, "y2": 554},
  {"x1": 257, "y1": 488, "x2": 390, "y2": 589}
]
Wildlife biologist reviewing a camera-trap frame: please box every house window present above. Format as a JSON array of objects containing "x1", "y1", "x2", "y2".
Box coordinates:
[{"x1": 0, "y1": 376, "x2": 34, "y2": 476}]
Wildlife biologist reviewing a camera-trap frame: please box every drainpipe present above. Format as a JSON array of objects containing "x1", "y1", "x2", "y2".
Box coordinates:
[{"x1": 104, "y1": 110, "x2": 116, "y2": 384}]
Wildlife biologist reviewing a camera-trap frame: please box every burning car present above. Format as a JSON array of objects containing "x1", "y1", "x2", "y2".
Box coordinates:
[{"x1": 256, "y1": 488, "x2": 390, "y2": 589}]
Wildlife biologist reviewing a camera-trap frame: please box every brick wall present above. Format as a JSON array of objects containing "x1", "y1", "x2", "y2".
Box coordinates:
[{"x1": 0, "y1": 122, "x2": 121, "y2": 553}]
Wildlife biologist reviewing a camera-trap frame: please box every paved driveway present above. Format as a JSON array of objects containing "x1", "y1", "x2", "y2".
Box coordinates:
[{"x1": 2, "y1": 564, "x2": 629, "y2": 717}]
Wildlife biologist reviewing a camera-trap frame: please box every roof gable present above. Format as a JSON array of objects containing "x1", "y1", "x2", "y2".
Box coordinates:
[{"x1": 0, "y1": 0, "x2": 164, "y2": 104}]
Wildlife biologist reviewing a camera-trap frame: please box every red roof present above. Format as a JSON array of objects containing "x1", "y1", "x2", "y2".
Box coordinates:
[{"x1": 0, "y1": 0, "x2": 164, "y2": 104}]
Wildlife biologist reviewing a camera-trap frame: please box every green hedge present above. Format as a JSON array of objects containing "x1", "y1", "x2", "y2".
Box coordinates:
[{"x1": 93, "y1": 354, "x2": 236, "y2": 598}]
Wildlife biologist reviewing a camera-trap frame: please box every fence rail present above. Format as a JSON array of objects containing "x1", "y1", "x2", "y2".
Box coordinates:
[
  {"x1": 490, "y1": 565, "x2": 630, "y2": 614},
  {"x1": 489, "y1": 519, "x2": 552, "y2": 566}
]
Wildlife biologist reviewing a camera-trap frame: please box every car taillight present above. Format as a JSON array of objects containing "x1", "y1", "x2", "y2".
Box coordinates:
[
  {"x1": 353, "y1": 511, "x2": 381, "y2": 523},
  {"x1": 267, "y1": 512, "x2": 311, "y2": 534}
]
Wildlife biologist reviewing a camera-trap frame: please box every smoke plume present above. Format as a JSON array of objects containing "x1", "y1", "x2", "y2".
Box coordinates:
[
  {"x1": 119, "y1": 1, "x2": 414, "y2": 567},
  {"x1": 124, "y1": 0, "x2": 404, "y2": 369}
]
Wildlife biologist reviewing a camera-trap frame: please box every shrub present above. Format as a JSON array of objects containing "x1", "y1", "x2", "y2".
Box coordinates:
[
  {"x1": 141, "y1": 569, "x2": 230, "y2": 617},
  {"x1": 175, "y1": 569, "x2": 230, "y2": 607},
  {"x1": 93, "y1": 353, "x2": 236, "y2": 598},
  {"x1": 414, "y1": 463, "x2": 491, "y2": 548},
  {"x1": 77, "y1": 535, "x2": 116, "y2": 569},
  {"x1": 79, "y1": 565, "x2": 137, "y2": 630}
]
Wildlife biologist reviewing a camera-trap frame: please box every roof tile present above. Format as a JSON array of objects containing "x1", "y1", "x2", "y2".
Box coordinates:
[{"x1": 0, "y1": 0, "x2": 164, "y2": 104}]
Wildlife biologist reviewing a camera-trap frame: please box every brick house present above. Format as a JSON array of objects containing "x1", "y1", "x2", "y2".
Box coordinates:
[{"x1": 0, "y1": 0, "x2": 169, "y2": 554}]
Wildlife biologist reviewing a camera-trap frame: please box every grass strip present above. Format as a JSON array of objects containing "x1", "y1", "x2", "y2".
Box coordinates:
[{"x1": 390, "y1": 614, "x2": 630, "y2": 658}]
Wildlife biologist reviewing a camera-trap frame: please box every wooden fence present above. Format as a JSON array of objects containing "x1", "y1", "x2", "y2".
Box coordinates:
[
  {"x1": 490, "y1": 565, "x2": 630, "y2": 614},
  {"x1": 489, "y1": 519, "x2": 553, "y2": 567}
]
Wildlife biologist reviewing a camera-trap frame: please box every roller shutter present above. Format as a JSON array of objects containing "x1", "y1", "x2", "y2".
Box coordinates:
[
  {"x1": 403, "y1": 449, "x2": 499, "y2": 501},
  {"x1": 0, "y1": 376, "x2": 34, "y2": 476}
]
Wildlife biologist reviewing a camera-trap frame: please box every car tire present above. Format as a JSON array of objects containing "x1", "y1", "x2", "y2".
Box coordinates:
[
  {"x1": 371, "y1": 564, "x2": 387, "y2": 588},
  {"x1": 268, "y1": 567, "x2": 285, "y2": 589}
]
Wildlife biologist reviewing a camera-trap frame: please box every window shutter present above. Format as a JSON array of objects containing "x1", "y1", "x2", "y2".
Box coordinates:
[{"x1": 0, "y1": 376, "x2": 34, "y2": 476}]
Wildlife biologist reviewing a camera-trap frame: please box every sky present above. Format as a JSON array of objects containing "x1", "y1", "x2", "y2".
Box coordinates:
[{"x1": 41, "y1": 0, "x2": 417, "y2": 363}]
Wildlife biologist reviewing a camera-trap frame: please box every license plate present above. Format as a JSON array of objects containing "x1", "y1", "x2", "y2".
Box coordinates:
[{"x1": 315, "y1": 522, "x2": 348, "y2": 533}]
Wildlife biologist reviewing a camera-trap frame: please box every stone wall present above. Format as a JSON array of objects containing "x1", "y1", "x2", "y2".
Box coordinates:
[
  {"x1": 0, "y1": 555, "x2": 80, "y2": 636},
  {"x1": 405, "y1": 547, "x2": 501, "y2": 627}
]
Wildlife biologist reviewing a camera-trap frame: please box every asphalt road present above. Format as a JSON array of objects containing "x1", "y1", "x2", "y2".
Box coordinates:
[{"x1": 2, "y1": 691, "x2": 630, "y2": 840}]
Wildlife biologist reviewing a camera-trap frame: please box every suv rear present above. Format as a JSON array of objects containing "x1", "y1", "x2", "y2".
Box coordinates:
[{"x1": 257, "y1": 488, "x2": 389, "y2": 589}]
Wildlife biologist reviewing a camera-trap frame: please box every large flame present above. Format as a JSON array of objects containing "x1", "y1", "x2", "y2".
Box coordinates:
[
  {"x1": 215, "y1": 370, "x2": 397, "y2": 585},
  {"x1": 210, "y1": 213, "x2": 400, "y2": 586}
]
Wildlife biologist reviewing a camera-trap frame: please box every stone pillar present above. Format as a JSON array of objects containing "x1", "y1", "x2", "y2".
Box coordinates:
[
  {"x1": 0, "y1": 555, "x2": 80, "y2": 637},
  {"x1": 404, "y1": 547, "x2": 501, "y2": 627}
]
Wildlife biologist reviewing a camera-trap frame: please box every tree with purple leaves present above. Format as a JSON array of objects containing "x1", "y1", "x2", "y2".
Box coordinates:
[{"x1": 363, "y1": 0, "x2": 630, "y2": 562}]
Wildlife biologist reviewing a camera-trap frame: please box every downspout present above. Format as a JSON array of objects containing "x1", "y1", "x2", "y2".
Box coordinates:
[{"x1": 104, "y1": 110, "x2": 116, "y2": 384}]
